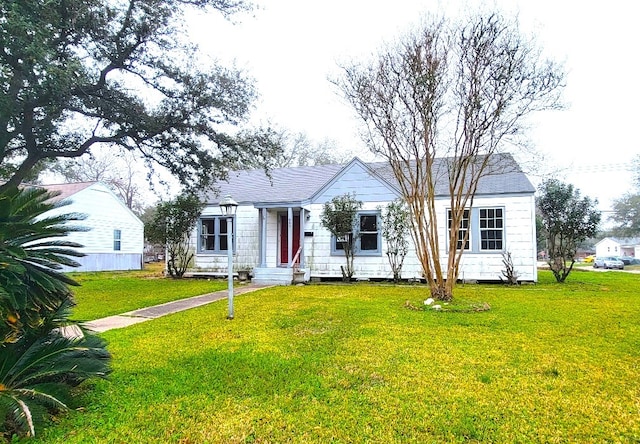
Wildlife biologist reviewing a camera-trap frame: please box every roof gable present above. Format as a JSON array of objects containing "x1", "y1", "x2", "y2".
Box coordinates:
[{"x1": 310, "y1": 157, "x2": 400, "y2": 203}]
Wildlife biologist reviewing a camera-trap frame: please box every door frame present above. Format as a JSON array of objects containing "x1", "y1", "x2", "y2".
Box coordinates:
[{"x1": 279, "y1": 211, "x2": 300, "y2": 266}]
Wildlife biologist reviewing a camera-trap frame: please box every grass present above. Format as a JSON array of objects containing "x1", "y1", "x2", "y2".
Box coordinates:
[
  {"x1": 24, "y1": 269, "x2": 640, "y2": 443},
  {"x1": 68, "y1": 262, "x2": 229, "y2": 321}
]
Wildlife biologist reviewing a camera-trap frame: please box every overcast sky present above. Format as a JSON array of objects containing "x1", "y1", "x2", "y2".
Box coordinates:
[{"x1": 187, "y1": 0, "x2": 639, "y2": 214}]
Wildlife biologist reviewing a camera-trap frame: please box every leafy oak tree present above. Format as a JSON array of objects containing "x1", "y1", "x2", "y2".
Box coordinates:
[
  {"x1": 336, "y1": 12, "x2": 564, "y2": 300},
  {"x1": 0, "y1": 0, "x2": 281, "y2": 194},
  {"x1": 537, "y1": 179, "x2": 601, "y2": 283}
]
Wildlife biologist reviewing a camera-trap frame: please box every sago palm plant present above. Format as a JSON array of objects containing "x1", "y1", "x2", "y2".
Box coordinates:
[{"x1": 0, "y1": 186, "x2": 111, "y2": 439}]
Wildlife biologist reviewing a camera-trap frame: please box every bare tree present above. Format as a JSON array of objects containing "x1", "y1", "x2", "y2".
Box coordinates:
[
  {"x1": 271, "y1": 130, "x2": 355, "y2": 168},
  {"x1": 336, "y1": 13, "x2": 564, "y2": 300},
  {"x1": 500, "y1": 251, "x2": 520, "y2": 285},
  {"x1": 51, "y1": 151, "x2": 145, "y2": 213}
]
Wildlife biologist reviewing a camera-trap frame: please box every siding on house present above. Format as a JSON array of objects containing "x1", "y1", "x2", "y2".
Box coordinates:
[
  {"x1": 193, "y1": 204, "x2": 261, "y2": 271},
  {"x1": 311, "y1": 161, "x2": 399, "y2": 203},
  {"x1": 595, "y1": 238, "x2": 621, "y2": 257},
  {"x1": 435, "y1": 194, "x2": 538, "y2": 281},
  {"x1": 42, "y1": 182, "x2": 144, "y2": 272},
  {"x1": 297, "y1": 194, "x2": 537, "y2": 282},
  {"x1": 303, "y1": 200, "x2": 402, "y2": 280}
]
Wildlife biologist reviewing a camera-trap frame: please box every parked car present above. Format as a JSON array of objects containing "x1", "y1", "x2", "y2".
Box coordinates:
[
  {"x1": 583, "y1": 255, "x2": 595, "y2": 263},
  {"x1": 593, "y1": 257, "x2": 625, "y2": 270},
  {"x1": 617, "y1": 256, "x2": 640, "y2": 265}
]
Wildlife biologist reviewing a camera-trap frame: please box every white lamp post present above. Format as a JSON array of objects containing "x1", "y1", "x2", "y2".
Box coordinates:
[{"x1": 219, "y1": 194, "x2": 238, "y2": 319}]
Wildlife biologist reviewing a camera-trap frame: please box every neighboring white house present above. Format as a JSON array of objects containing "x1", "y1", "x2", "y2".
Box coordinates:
[
  {"x1": 41, "y1": 182, "x2": 144, "y2": 272},
  {"x1": 595, "y1": 237, "x2": 640, "y2": 258},
  {"x1": 189, "y1": 155, "x2": 538, "y2": 285}
]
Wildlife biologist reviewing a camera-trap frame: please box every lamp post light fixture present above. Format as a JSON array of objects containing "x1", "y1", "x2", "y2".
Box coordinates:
[{"x1": 219, "y1": 194, "x2": 238, "y2": 319}]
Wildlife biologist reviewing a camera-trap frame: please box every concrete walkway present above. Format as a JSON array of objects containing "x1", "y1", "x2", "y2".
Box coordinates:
[{"x1": 83, "y1": 283, "x2": 271, "y2": 333}]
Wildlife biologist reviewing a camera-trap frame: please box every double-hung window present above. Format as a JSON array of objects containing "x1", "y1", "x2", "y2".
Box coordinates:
[
  {"x1": 448, "y1": 209, "x2": 470, "y2": 250},
  {"x1": 447, "y1": 207, "x2": 505, "y2": 252},
  {"x1": 359, "y1": 214, "x2": 380, "y2": 252},
  {"x1": 113, "y1": 229, "x2": 122, "y2": 251},
  {"x1": 199, "y1": 216, "x2": 234, "y2": 253},
  {"x1": 479, "y1": 208, "x2": 503, "y2": 250},
  {"x1": 332, "y1": 212, "x2": 381, "y2": 255}
]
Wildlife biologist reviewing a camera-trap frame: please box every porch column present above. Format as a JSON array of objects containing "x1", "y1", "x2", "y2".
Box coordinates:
[
  {"x1": 299, "y1": 208, "x2": 306, "y2": 268},
  {"x1": 287, "y1": 207, "x2": 293, "y2": 267},
  {"x1": 260, "y1": 208, "x2": 267, "y2": 267}
]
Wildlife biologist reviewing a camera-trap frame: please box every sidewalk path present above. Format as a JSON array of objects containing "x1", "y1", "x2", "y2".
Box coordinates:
[{"x1": 83, "y1": 283, "x2": 272, "y2": 333}]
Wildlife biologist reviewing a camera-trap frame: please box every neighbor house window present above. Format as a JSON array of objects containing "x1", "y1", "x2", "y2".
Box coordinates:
[
  {"x1": 113, "y1": 229, "x2": 122, "y2": 251},
  {"x1": 333, "y1": 212, "x2": 381, "y2": 255},
  {"x1": 199, "y1": 216, "x2": 234, "y2": 253},
  {"x1": 479, "y1": 208, "x2": 504, "y2": 251},
  {"x1": 448, "y1": 209, "x2": 470, "y2": 250}
]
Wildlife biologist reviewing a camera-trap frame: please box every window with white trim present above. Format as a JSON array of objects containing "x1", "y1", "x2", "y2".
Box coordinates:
[
  {"x1": 479, "y1": 208, "x2": 504, "y2": 250},
  {"x1": 113, "y1": 229, "x2": 122, "y2": 251},
  {"x1": 199, "y1": 216, "x2": 234, "y2": 253},
  {"x1": 333, "y1": 212, "x2": 381, "y2": 255},
  {"x1": 448, "y1": 209, "x2": 470, "y2": 250}
]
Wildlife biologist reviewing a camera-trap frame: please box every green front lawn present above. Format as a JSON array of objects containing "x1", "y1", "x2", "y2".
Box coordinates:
[
  {"x1": 27, "y1": 270, "x2": 640, "y2": 443},
  {"x1": 69, "y1": 264, "x2": 228, "y2": 321}
]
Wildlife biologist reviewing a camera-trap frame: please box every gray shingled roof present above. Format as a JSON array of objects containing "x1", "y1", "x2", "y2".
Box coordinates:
[
  {"x1": 369, "y1": 154, "x2": 534, "y2": 197},
  {"x1": 203, "y1": 163, "x2": 345, "y2": 205},
  {"x1": 204, "y1": 154, "x2": 534, "y2": 205}
]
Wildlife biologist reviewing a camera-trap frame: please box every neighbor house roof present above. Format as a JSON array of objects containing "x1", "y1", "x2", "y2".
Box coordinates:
[
  {"x1": 40, "y1": 182, "x2": 96, "y2": 201},
  {"x1": 204, "y1": 153, "x2": 535, "y2": 205}
]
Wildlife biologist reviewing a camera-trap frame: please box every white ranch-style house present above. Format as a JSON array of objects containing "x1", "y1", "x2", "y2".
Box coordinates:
[
  {"x1": 595, "y1": 237, "x2": 640, "y2": 258},
  {"x1": 42, "y1": 181, "x2": 144, "y2": 272},
  {"x1": 190, "y1": 155, "x2": 538, "y2": 285}
]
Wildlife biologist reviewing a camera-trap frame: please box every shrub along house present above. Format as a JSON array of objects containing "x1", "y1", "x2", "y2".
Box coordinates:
[
  {"x1": 41, "y1": 181, "x2": 144, "y2": 272},
  {"x1": 191, "y1": 156, "x2": 538, "y2": 285}
]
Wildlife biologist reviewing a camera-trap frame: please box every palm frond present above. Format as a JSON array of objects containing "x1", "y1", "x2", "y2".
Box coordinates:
[
  {"x1": 0, "y1": 186, "x2": 111, "y2": 437},
  {"x1": 7, "y1": 332, "x2": 110, "y2": 388},
  {"x1": 9, "y1": 397, "x2": 35, "y2": 438},
  {"x1": 12, "y1": 388, "x2": 69, "y2": 412}
]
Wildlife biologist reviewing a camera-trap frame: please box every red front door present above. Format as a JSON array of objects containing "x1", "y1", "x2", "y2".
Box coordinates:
[{"x1": 280, "y1": 214, "x2": 300, "y2": 265}]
